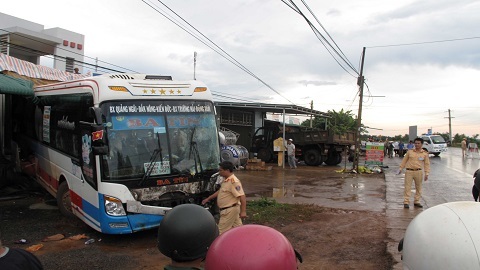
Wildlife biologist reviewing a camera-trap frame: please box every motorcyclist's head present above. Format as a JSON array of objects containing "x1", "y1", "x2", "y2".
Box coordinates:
[
  {"x1": 205, "y1": 224, "x2": 302, "y2": 270},
  {"x1": 157, "y1": 204, "x2": 218, "y2": 262}
]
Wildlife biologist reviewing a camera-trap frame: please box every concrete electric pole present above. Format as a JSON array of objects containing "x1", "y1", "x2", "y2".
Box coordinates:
[
  {"x1": 193, "y1": 51, "x2": 197, "y2": 80},
  {"x1": 445, "y1": 109, "x2": 454, "y2": 144},
  {"x1": 310, "y1": 100, "x2": 313, "y2": 128},
  {"x1": 353, "y1": 47, "x2": 366, "y2": 172}
]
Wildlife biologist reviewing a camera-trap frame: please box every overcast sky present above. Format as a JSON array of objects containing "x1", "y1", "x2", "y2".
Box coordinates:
[{"x1": 3, "y1": 0, "x2": 480, "y2": 137}]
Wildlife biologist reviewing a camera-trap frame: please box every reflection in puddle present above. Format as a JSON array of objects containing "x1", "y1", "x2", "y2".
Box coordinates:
[
  {"x1": 331, "y1": 195, "x2": 359, "y2": 202},
  {"x1": 350, "y1": 183, "x2": 365, "y2": 189},
  {"x1": 273, "y1": 187, "x2": 295, "y2": 198},
  {"x1": 248, "y1": 186, "x2": 295, "y2": 199}
]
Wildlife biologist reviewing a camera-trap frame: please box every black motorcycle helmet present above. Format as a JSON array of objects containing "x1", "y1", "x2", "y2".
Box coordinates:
[{"x1": 157, "y1": 204, "x2": 219, "y2": 262}]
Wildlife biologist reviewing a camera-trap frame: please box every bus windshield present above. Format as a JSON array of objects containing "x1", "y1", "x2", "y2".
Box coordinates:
[{"x1": 100, "y1": 100, "x2": 219, "y2": 181}]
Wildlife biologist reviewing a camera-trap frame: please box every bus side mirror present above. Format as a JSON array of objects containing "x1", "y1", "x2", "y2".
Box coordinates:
[
  {"x1": 91, "y1": 124, "x2": 109, "y2": 155},
  {"x1": 89, "y1": 107, "x2": 104, "y2": 125},
  {"x1": 93, "y1": 145, "x2": 109, "y2": 155}
]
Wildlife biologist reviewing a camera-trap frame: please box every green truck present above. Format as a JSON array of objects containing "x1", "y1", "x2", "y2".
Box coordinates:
[{"x1": 250, "y1": 122, "x2": 356, "y2": 166}]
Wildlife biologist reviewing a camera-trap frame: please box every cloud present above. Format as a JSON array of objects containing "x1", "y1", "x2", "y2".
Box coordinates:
[
  {"x1": 298, "y1": 80, "x2": 337, "y2": 87},
  {"x1": 326, "y1": 9, "x2": 341, "y2": 16},
  {"x1": 372, "y1": 0, "x2": 477, "y2": 22},
  {"x1": 3, "y1": 0, "x2": 480, "y2": 136}
]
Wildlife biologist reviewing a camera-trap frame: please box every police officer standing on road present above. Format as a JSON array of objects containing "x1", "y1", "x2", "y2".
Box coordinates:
[
  {"x1": 397, "y1": 138, "x2": 430, "y2": 209},
  {"x1": 202, "y1": 161, "x2": 247, "y2": 234},
  {"x1": 157, "y1": 204, "x2": 219, "y2": 270},
  {"x1": 461, "y1": 138, "x2": 468, "y2": 157}
]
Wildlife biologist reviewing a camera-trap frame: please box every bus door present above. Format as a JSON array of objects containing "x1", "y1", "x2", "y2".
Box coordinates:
[{"x1": 68, "y1": 123, "x2": 101, "y2": 229}]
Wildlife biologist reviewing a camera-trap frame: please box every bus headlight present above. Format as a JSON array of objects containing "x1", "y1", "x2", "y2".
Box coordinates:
[{"x1": 104, "y1": 195, "x2": 126, "y2": 216}]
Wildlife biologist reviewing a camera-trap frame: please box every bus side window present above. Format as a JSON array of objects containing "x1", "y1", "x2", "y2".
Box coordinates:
[{"x1": 34, "y1": 105, "x2": 43, "y2": 141}]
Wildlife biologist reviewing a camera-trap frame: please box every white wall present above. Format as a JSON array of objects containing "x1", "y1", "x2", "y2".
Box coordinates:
[{"x1": 0, "y1": 12, "x2": 84, "y2": 73}]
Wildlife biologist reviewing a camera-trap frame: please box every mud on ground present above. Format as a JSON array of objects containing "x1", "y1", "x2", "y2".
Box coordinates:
[
  {"x1": 242, "y1": 169, "x2": 392, "y2": 269},
  {"x1": 251, "y1": 205, "x2": 392, "y2": 270},
  {"x1": 0, "y1": 167, "x2": 392, "y2": 269}
]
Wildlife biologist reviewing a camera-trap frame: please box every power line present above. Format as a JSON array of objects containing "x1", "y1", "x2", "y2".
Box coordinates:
[
  {"x1": 214, "y1": 91, "x2": 265, "y2": 103},
  {"x1": 299, "y1": 0, "x2": 358, "y2": 74},
  {"x1": 0, "y1": 40, "x2": 127, "y2": 73},
  {"x1": 281, "y1": 0, "x2": 359, "y2": 77},
  {"x1": 212, "y1": 91, "x2": 261, "y2": 103},
  {"x1": 141, "y1": 0, "x2": 296, "y2": 104},
  {"x1": 367, "y1": 36, "x2": 480, "y2": 48},
  {"x1": 0, "y1": 29, "x2": 139, "y2": 73}
]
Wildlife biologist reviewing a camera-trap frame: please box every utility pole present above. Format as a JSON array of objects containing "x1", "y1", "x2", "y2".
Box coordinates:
[
  {"x1": 310, "y1": 100, "x2": 313, "y2": 128},
  {"x1": 353, "y1": 47, "x2": 366, "y2": 172},
  {"x1": 445, "y1": 109, "x2": 454, "y2": 144},
  {"x1": 193, "y1": 51, "x2": 197, "y2": 80}
]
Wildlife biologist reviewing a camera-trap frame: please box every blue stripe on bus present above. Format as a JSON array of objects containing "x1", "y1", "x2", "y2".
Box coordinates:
[
  {"x1": 81, "y1": 197, "x2": 101, "y2": 223},
  {"x1": 95, "y1": 193, "x2": 163, "y2": 234},
  {"x1": 127, "y1": 213, "x2": 163, "y2": 233}
]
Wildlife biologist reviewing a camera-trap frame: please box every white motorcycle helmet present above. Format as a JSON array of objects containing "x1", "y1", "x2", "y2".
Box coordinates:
[{"x1": 400, "y1": 201, "x2": 480, "y2": 270}]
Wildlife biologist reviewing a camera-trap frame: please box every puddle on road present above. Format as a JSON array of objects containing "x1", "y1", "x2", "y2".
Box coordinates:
[
  {"x1": 331, "y1": 195, "x2": 362, "y2": 203},
  {"x1": 350, "y1": 182, "x2": 365, "y2": 190},
  {"x1": 247, "y1": 186, "x2": 296, "y2": 199}
]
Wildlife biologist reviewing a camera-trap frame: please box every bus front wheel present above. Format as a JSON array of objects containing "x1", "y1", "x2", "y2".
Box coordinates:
[{"x1": 57, "y1": 181, "x2": 76, "y2": 219}]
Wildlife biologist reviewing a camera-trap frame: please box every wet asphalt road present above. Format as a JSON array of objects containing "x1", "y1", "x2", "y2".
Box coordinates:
[
  {"x1": 383, "y1": 147, "x2": 480, "y2": 269},
  {"x1": 237, "y1": 147, "x2": 480, "y2": 269},
  {"x1": 1, "y1": 147, "x2": 478, "y2": 269},
  {"x1": 237, "y1": 163, "x2": 386, "y2": 213}
]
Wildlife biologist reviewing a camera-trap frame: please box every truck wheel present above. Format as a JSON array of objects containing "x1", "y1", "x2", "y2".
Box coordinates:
[
  {"x1": 433, "y1": 153, "x2": 440, "y2": 157},
  {"x1": 336, "y1": 152, "x2": 343, "y2": 164},
  {"x1": 325, "y1": 152, "x2": 341, "y2": 166},
  {"x1": 57, "y1": 181, "x2": 76, "y2": 219},
  {"x1": 257, "y1": 148, "x2": 273, "y2": 162},
  {"x1": 304, "y1": 149, "x2": 321, "y2": 166}
]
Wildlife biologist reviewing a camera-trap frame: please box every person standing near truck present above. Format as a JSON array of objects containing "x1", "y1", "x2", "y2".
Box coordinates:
[
  {"x1": 397, "y1": 138, "x2": 431, "y2": 209},
  {"x1": 286, "y1": 139, "x2": 297, "y2": 169}
]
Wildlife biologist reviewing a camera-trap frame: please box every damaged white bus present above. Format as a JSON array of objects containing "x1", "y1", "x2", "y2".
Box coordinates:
[{"x1": 11, "y1": 73, "x2": 220, "y2": 234}]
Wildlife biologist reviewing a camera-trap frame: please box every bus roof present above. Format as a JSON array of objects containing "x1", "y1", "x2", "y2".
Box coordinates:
[{"x1": 33, "y1": 74, "x2": 212, "y2": 103}]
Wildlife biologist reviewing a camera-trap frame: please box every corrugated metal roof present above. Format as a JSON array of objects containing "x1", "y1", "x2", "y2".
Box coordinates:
[
  {"x1": 214, "y1": 101, "x2": 329, "y2": 117},
  {"x1": 0, "y1": 73, "x2": 34, "y2": 96},
  {"x1": 0, "y1": 53, "x2": 91, "y2": 81}
]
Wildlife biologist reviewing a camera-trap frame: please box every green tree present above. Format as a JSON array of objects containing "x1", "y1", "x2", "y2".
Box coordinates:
[
  {"x1": 301, "y1": 109, "x2": 366, "y2": 135},
  {"x1": 437, "y1": 132, "x2": 450, "y2": 143},
  {"x1": 326, "y1": 109, "x2": 357, "y2": 134},
  {"x1": 301, "y1": 115, "x2": 327, "y2": 129}
]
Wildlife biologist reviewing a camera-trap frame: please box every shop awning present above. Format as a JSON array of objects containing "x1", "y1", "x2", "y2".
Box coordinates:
[{"x1": 0, "y1": 73, "x2": 34, "y2": 96}]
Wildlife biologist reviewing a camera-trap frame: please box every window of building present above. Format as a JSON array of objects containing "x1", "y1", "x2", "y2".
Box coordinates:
[{"x1": 65, "y1": 57, "x2": 74, "y2": 73}]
